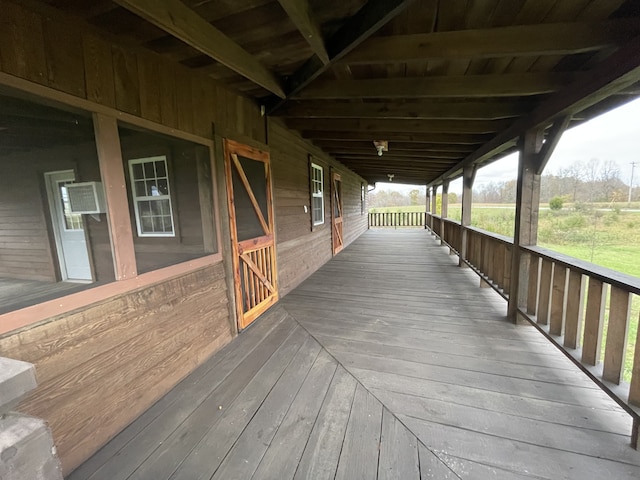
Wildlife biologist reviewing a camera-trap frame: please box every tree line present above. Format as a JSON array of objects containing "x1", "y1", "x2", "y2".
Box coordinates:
[
  {"x1": 369, "y1": 159, "x2": 637, "y2": 207},
  {"x1": 473, "y1": 159, "x2": 634, "y2": 204}
]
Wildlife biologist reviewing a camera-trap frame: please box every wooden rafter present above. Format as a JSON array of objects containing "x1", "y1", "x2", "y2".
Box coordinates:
[
  {"x1": 343, "y1": 20, "x2": 640, "y2": 64},
  {"x1": 313, "y1": 141, "x2": 476, "y2": 153},
  {"x1": 276, "y1": 0, "x2": 329, "y2": 64},
  {"x1": 269, "y1": 0, "x2": 416, "y2": 111},
  {"x1": 276, "y1": 99, "x2": 530, "y2": 120},
  {"x1": 112, "y1": 0, "x2": 286, "y2": 98},
  {"x1": 430, "y1": 34, "x2": 640, "y2": 186},
  {"x1": 287, "y1": 118, "x2": 512, "y2": 134},
  {"x1": 294, "y1": 73, "x2": 573, "y2": 99},
  {"x1": 301, "y1": 131, "x2": 490, "y2": 143}
]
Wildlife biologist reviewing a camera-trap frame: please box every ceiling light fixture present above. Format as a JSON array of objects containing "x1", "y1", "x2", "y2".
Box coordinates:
[
  {"x1": 373, "y1": 140, "x2": 388, "y2": 157},
  {"x1": 387, "y1": 173, "x2": 394, "y2": 182}
]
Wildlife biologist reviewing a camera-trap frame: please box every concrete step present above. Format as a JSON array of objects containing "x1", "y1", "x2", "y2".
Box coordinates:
[
  {"x1": 0, "y1": 414, "x2": 63, "y2": 480},
  {"x1": 0, "y1": 358, "x2": 37, "y2": 414}
]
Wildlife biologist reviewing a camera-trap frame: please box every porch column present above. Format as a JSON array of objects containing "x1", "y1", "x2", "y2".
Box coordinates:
[
  {"x1": 93, "y1": 113, "x2": 137, "y2": 280},
  {"x1": 425, "y1": 186, "x2": 430, "y2": 229},
  {"x1": 430, "y1": 185, "x2": 438, "y2": 231},
  {"x1": 459, "y1": 165, "x2": 476, "y2": 267},
  {"x1": 440, "y1": 181, "x2": 449, "y2": 245}
]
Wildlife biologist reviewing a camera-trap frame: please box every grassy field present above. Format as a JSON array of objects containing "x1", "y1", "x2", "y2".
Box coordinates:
[{"x1": 370, "y1": 203, "x2": 640, "y2": 383}]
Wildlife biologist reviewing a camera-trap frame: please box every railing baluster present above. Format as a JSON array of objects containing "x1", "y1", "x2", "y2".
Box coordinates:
[
  {"x1": 564, "y1": 269, "x2": 585, "y2": 349},
  {"x1": 550, "y1": 265, "x2": 568, "y2": 336},
  {"x1": 527, "y1": 254, "x2": 540, "y2": 315},
  {"x1": 582, "y1": 278, "x2": 607, "y2": 366},
  {"x1": 537, "y1": 259, "x2": 554, "y2": 325},
  {"x1": 603, "y1": 286, "x2": 631, "y2": 384}
]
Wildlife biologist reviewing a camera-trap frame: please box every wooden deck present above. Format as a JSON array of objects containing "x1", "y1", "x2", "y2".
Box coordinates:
[{"x1": 69, "y1": 230, "x2": 640, "y2": 480}]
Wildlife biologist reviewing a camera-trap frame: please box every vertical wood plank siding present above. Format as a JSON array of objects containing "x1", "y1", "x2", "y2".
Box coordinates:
[
  {"x1": 270, "y1": 120, "x2": 368, "y2": 296},
  {"x1": 0, "y1": 1, "x2": 368, "y2": 475}
]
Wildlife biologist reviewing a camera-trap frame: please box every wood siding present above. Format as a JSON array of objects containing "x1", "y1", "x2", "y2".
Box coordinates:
[
  {"x1": 270, "y1": 120, "x2": 368, "y2": 296},
  {"x1": 0, "y1": 142, "x2": 113, "y2": 283},
  {"x1": 0, "y1": 1, "x2": 367, "y2": 475},
  {"x1": 0, "y1": 263, "x2": 232, "y2": 473}
]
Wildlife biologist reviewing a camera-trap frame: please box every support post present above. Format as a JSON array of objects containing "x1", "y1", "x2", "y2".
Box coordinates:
[
  {"x1": 508, "y1": 128, "x2": 544, "y2": 322},
  {"x1": 93, "y1": 113, "x2": 137, "y2": 280},
  {"x1": 460, "y1": 165, "x2": 476, "y2": 267},
  {"x1": 508, "y1": 116, "x2": 570, "y2": 322},
  {"x1": 431, "y1": 185, "x2": 438, "y2": 232},
  {"x1": 425, "y1": 186, "x2": 430, "y2": 229},
  {"x1": 440, "y1": 181, "x2": 449, "y2": 245}
]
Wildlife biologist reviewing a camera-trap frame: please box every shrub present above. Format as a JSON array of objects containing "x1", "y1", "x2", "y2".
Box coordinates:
[{"x1": 549, "y1": 196, "x2": 564, "y2": 210}]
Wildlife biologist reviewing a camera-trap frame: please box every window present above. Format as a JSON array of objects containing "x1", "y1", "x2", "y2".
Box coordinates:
[
  {"x1": 310, "y1": 162, "x2": 324, "y2": 226},
  {"x1": 361, "y1": 182, "x2": 366, "y2": 215},
  {"x1": 129, "y1": 156, "x2": 175, "y2": 237}
]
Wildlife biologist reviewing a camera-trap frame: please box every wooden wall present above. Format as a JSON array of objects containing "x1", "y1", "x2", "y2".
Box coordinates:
[
  {"x1": 0, "y1": 142, "x2": 113, "y2": 283},
  {"x1": 0, "y1": 263, "x2": 232, "y2": 472},
  {"x1": 270, "y1": 120, "x2": 368, "y2": 296},
  {"x1": 0, "y1": 0, "x2": 368, "y2": 476}
]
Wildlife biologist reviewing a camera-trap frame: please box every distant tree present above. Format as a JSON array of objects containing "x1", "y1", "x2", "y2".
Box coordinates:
[
  {"x1": 409, "y1": 189, "x2": 420, "y2": 205},
  {"x1": 549, "y1": 196, "x2": 564, "y2": 210}
]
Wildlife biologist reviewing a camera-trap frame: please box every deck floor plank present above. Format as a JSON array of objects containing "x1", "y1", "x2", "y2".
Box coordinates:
[
  {"x1": 210, "y1": 336, "x2": 322, "y2": 480},
  {"x1": 334, "y1": 383, "x2": 383, "y2": 480},
  {"x1": 292, "y1": 366, "x2": 357, "y2": 480},
  {"x1": 127, "y1": 321, "x2": 306, "y2": 480},
  {"x1": 70, "y1": 230, "x2": 640, "y2": 480},
  {"x1": 68, "y1": 308, "x2": 289, "y2": 480},
  {"x1": 378, "y1": 409, "x2": 420, "y2": 480}
]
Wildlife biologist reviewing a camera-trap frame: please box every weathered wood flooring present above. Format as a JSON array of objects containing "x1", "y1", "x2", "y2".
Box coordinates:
[
  {"x1": 0, "y1": 277, "x2": 89, "y2": 314},
  {"x1": 69, "y1": 230, "x2": 640, "y2": 479}
]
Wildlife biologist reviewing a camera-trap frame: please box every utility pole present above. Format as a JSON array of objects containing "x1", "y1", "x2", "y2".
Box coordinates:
[{"x1": 629, "y1": 161, "x2": 637, "y2": 205}]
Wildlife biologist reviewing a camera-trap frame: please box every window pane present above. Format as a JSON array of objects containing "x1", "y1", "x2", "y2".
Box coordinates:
[
  {"x1": 132, "y1": 163, "x2": 143, "y2": 180},
  {"x1": 120, "y1": 123, "x2": 218, "y2": 273}
]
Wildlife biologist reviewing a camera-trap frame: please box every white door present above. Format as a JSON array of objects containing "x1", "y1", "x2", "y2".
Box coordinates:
[{"x1": 45, "y1": 171, "x2": 92, "y2": 281}]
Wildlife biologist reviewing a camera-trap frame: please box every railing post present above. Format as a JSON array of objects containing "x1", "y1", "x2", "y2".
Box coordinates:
[
  {"x1": 459, "y1": 165, "x2": 476, "y2": 267},
  {"x1": 440, "y1": 181, "x2": 449, "y2": 245}
]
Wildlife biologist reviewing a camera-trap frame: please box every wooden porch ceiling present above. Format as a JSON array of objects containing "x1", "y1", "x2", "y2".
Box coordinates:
[{"x1": 38, "y1": 0, "x2": 640, "y2": 185}]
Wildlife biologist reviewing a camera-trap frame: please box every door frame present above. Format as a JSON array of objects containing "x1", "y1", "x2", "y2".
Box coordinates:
[
  {"x1": 331, "y1": 170, "x2": 344, "y2": 255},
  {"x1": 44, "y1": 170, "x2": 93, "y2": 281},
  {"x1": 224, "y1": 138, "x2": 278, "y2": 330}
]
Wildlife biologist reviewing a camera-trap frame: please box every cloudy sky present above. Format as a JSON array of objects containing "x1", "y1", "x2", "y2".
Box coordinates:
[{"x1": 377, "y1": 96, "x2": 640, "y2": 194}]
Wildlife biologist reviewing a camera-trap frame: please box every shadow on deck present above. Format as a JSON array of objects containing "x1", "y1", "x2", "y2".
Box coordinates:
[{"x1": 69, "y1": 230, "x2": 640, "y2": 480}]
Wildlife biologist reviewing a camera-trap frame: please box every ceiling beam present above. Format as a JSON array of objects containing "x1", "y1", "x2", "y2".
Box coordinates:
[
  {"x1": 112, "y1": 0, "x2": 286, "y2": 98},
  {"x1": 314, "y1": 140, "x2": 476, "y2": 152},
  {"x1": 301, "y1": 131, "x2": 490, "y2": 143},
  {"x1": 276, "y1": 99, "x2": 530, "y2": 119},
  {"x1": 276, "y1": 0, "x2": 329, "y2": 64},
  {"x1": 268, "y1": 0, "x2": 416, "y2": 111},
  {"x1": 289, "y1": 118, "x2": 512, "y2": 134},
  {"x1": 294, "y1": 73, "x2": 573, "y2": 99},
  {"x1": 325, "y1": 150, "x2": 464, "y2": 159},
  {"x1": 343, "y1": 19, "x2": 640, "y2": 64},
  {"x1": 430, "y1": 34, "x2": 640, "y2": 186}
]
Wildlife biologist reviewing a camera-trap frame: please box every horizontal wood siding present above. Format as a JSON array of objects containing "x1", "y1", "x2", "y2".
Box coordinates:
[
  {"x1": 0, "y1": 1, "x2": 365, "y2": 475},
  {"x1": 0, "y1": 142, "x2": 113, "y2": 282},
  {"x1": 0, "y1": 263, "x2": 232, "y2": 474},
  {"x1": 270, "y1": 120, "x2": 368, "y2": 295}
]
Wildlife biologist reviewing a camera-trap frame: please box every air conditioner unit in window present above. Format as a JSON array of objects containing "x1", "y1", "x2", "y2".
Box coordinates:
[{"x1": 66, "y1": 182, "x2": 107, "y2": 214}]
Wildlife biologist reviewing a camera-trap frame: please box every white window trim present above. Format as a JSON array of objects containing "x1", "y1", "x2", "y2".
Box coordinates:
[
  {"x1": 129, "y1": 155, "x2": 176, "y2": 237},
  {"x1": 311, "y1": 162, "x2": 324, "y2": 226}
]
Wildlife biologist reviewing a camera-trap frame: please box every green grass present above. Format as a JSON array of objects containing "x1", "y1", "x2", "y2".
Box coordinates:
[{"x1": 369, "y1": 203, "x2": 640, "y2": 382}]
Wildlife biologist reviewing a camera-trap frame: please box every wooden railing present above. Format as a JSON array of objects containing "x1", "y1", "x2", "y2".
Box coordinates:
[
  {"x1": 425, "y1": 213, "x2": 640, "y2": 446},
  {"x1": 368, "y1": 211, "x2": 426, "y2": 228}
]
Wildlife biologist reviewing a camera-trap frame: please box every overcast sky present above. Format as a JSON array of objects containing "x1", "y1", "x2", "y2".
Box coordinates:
[{"x1": 376, "y1": 97, "x2": 640, "y2": 194}]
